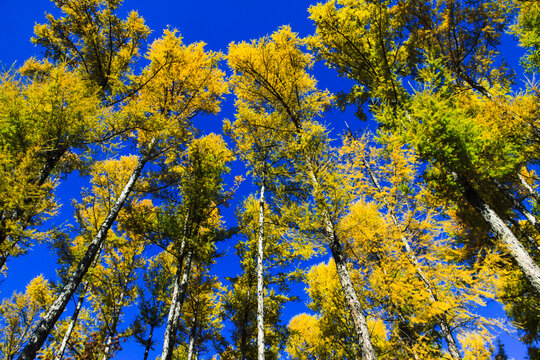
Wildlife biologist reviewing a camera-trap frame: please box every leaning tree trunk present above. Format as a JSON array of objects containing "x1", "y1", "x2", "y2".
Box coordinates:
[
  {"x1": 327, "y1": 228, "x2": 378, "y2": 360},
  {"x1": 53, "y1": 282, "x2": 88, "y2": 360},
  {"x1": 493, "y1": 179, "x2": 540, "y2": 235},
  {"x1": 17, "y1": 150, "x2": 151, "y2": 360},
  {"x1": 458, "y1": 174, "x2": 540, "y2": 295},
  {"x1": 160, "y1": 246, "x2": 194, "y2": 360},
  {"x1": 305, "y1": 158, "x2": 378, "y2": 360},
  {"x1": 363, "y1": 159, "x2": 461, "y2": 359},
  {"x1": 256, "y1": 182, "x2": 266, "y2": 360},
  {"x1": 101, "y1": 288, "x2": 127, "y2": 360}
]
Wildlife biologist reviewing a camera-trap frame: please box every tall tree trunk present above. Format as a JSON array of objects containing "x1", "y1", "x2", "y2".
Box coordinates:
[
  {"x1": 142, "y1": 324, "x2": 155, "y2": 360},
  {"x1": 362, "y1": 159, "x2": 461, "y2": 359},
  {"x1": 256, "y1": 182, "x2": 266, "y2": 360},
  {"x1": 328, "y1": 229, "x2": 377, "y2": 360},
  {"x1": 17, "y1": 149, "x2": 151, "y2": 360},
  {"x1": 458, "y1": 174, "x2": 540, "y2": 295},
  {"x1": 54, "y1": 283, "x2": 88, "y2": 360},
  {"x1": 493, "y1": 179, "x2": 540, "y2": 235},
  {"x1": 305, "y1": 158, "x2": 377, "y2": 360},
  {"x1": 186, "y1": 319, "x2": 198, "y2": 360},
  {"x1": 100, "y1": 288, "x2": 126, "y2": 360},
  {"x1": 160, "y1": 247, "x2": 194, "y2": 360}
]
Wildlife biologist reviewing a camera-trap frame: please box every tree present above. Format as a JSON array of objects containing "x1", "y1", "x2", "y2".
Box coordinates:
[
  {"x1": 132, "y1": 253, "x2": 172, "y2": 360},
  {"x1": 159, "y1": 133, "x2": 234, "y2": 360},
  {"x1": 0, "y1": 0, "x2": 151, "y2": 272},
  {"x1": 0, "y1": 276, "x2": 53, "y2": 360},
  {"x1": 227, "y1": 26, "x2": 384, "y2": 359},
  {"x1": 0, "y1": 63, "x2": 101, "y2": 273},
  {"x1": 18, "y1": 26, "x2": 227, "y2": 360}
]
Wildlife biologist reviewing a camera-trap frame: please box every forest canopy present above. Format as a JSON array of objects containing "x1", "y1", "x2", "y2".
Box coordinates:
[{"x1": 0, "y1": 0, "x2": 540, "y2": 359}]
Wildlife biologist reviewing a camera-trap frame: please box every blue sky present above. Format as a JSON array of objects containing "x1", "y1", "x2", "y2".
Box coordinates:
[{"x1": 0, "y1": 0, "x2": 531, "y2": 359}]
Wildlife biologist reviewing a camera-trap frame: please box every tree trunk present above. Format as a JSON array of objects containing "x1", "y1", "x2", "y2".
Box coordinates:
[
  {"x1": 518, "y1": 173, "x2": 540, "y2": 202},
  {"x1": 160, "y1": 247, "x2": 194, "y2": 360},
  {"x1": 493, "y1": 179, "x2": 540, "y2": 235},
  {"x1": 305, "y1": 157, "x2": 377, "y2": 360},
  {"x1": 256, "y1": 182, "x2": 266, "y2": 360},
  {"x1": 142, "y1": 324, "x2": 155, "y2": 360},
  {"x1": 17, "y1": 150, "x2": 151, "y2": 360},
  {"x1": 100, "y1": 288, "x2": 126, "y2": 360},
  {"x1": 54, "y1": 283, "x2": 88, "y2": 360},
  {"x1": 328, "y1": 230, "x2": 377, "y2": 360},
  {"x1": 458, "y1": 174, "x2": 540, "y2": 295},
  {"x1": 187, "y1": 319, "x2": 197, "y2": 360},
  {"x1": 363, "y1": 159, "x2": 461, "y2": 359}
]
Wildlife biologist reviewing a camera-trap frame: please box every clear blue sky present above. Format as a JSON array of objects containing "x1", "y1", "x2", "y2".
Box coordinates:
[{"x1": 0, "y1": 1, "x2": 529, "y2": 359}]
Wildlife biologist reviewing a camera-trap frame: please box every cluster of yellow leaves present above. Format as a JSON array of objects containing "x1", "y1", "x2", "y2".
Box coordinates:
[{"x1": 0, "y1": 275, "x2": 53, "y2": 359}]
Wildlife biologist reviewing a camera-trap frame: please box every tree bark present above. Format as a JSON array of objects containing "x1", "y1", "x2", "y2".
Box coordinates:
[
  {"x1": 328, "y1": 230, "x2": 377, "y2": 360},
  {"x1": 186, "y1": 319, "x2": 197, "y2": 360},
  {"x1": 518, "y1": 173, "x2": 540, "y2": 202},
  {"x1": 54, "y1": 283, "x2": 88, "y2": 360},
  {"x1": 305, "y1": 157, "x2": 377, "y2": 360},
  {"x1": 256, "y1": 182, "x2": 266, "y2": 360},
  {"x1": 160, "y1": 247, "x2": 194, "y2": 360},
  {"x1": 100, "y1": 288, "x2": 126, "y2": 360},
  {"x1": 458, "y1": 174, "x2": 540, "y2": 295},
  {"x1": 142, "y1": 324, "x2": 155, "y2": 360},
  {"x1": 17, "y1": 150, "x2": 151, "y2": 360},
  {"x1": 493, "y1": 179, "x2": 540, "y2": 235}
]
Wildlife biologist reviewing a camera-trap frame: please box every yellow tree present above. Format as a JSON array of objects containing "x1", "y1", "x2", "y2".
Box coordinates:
[
  {"x1": 0, "y1": 276, "x2": 53, "y2": 360},
  {"x1": 0, "y1": 0, "x2": 151, "y2": 273},
  {"x1": 157, "y1": 133, "x2": 234, "y2": 360},
  {"x1": 0, "y1": 64, "x2": 101, "y2": 273},
  {"x1": 18, "y1": 27, "x2": 227, "y2": 360}
]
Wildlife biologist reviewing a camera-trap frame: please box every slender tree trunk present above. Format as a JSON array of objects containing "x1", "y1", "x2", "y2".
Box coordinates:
[
  {"x1": 518, "y1": 173, "x2": 540, "y2": 202},
  {"x1": 305, "y1": 158, "x2": 377, "y2": 360},
  {"x1": 328, "y1": 230, "x2": 377, "y2": 360},
  {"x1": 54, "y1": 283, "x2": 88, "y2": 360},
  {"x1": 142, "y1": 324, "x2": 155, "y2": 360},
  {"x1": 101, "y1": 288, "x2": 126, "y2": 360},
  {"x1": 17, "y1": 150, "x2": 151, "y2": 360},
  {"x1": 493, "y1": 179, "x2": 540, "y2": 235},
  {"x1": 256, "y1": 182, "x2": 266, "y2": 360},
  {"x1": 363, "y1": 159, "x2": 461, "y2": 359},
  {"x1": 458, "y1": 174, "x2": 540, "y2": 295},
  {"x1": 187, "y1": 319, "x2": 197, "y2": 360},
  {"x1": 160, "y1": 247, "x2": 194, "y2": 360}
]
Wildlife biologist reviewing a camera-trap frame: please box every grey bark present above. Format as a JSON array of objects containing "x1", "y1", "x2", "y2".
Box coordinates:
[
  {"x1": 363, "y1": 159, "x2": 461, "y2": 359},
  {"x1": 17, "y1": 148, "x2": 152, "y2": 360},
  {"x1": 186, "y1": 318, "x2": 197, "y2": 360},
  {"x1": 493, "y1": 179, "x2": 540, "y2": 235},
  {"x1": 457, "y1": 174, "x2": 540, "y2": 295},
  {"x1": 256, "y1": 182, "x2": 266, "y2": 360},
  {"x1": 160, "y1": 246, "x2": 194, "y2": 360},
  {"x1": 53, "y1": 283, "x2": 88, "y2": 360},
  {"x1": 100, "y1": 288, "x2": 126, "y2": 360},
  {"x1": 518, "y1": 174, "x2": 540, "y2": 202},
  {"x1": 306, "y1": 160, "x2": 377, "y2": 360},
  {"x1": 328, "y1": 229, "x2": 377, "y2": 360}
]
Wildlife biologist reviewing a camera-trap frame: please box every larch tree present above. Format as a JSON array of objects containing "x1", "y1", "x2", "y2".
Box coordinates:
[
  {"x1": 158, "y1": 133, "x2": 234, "y2": 360},
  {"x1": 17, "y1": 25, "x2": 228, "y2": 359},
  {"x1": 227, "y1": 26, "x2": 386, "y2": 359},
  {"x1": 308, "y1": 0, "x2": 540, "y2": 308},
  {"x1": 0, "y1": 0, "x2": 151, "y2": 273}
]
